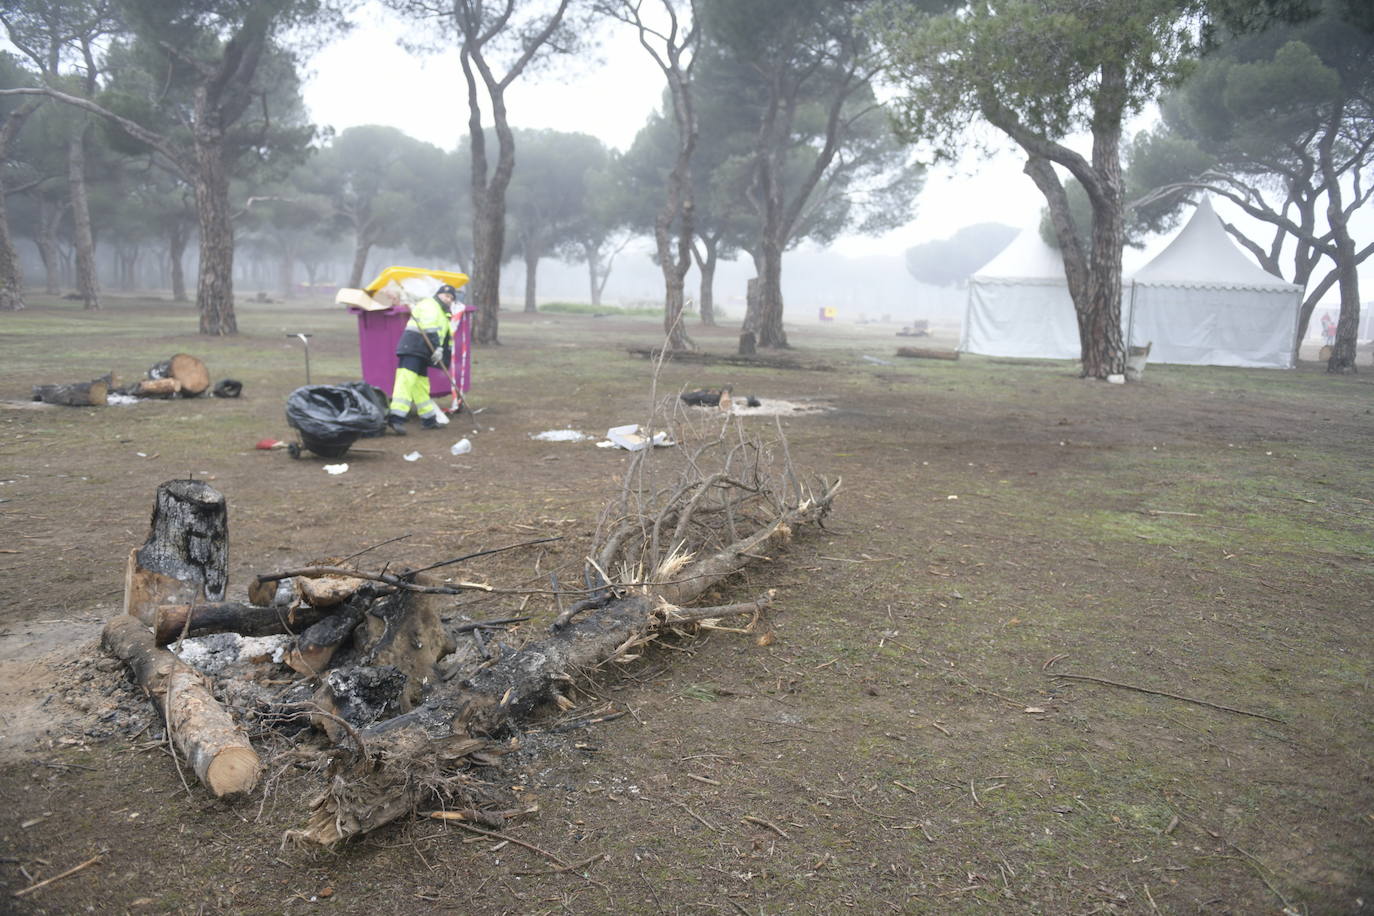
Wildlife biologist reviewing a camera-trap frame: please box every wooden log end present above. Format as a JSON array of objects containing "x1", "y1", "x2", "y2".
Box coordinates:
[{"x1": 205, "y1": 746, "x2": 261, "y2": 797}]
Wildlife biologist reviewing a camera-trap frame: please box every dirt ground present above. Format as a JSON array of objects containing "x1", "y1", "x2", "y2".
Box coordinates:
[{"x1": 0, "y1": 296, "x2": 1371, "y2": 915}]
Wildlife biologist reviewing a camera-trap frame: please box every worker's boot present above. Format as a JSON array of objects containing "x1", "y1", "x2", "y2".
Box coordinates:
[
  {"x1": 421, "y1": 415, "x2": 440, "y2": 430},
  {"x1": 387, "y1": 415, "x2": 408, "y2": 436}
]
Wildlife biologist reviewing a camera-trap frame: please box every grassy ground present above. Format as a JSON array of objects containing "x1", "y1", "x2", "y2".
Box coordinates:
[{"x1": 0, "y1": 293, "x2": 1370, "y2": 914}]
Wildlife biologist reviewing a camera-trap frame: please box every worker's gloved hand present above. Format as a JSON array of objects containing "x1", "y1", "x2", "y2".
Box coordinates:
[{"x1": 429, "y1": 347, "x2": 447, "y2": 368}]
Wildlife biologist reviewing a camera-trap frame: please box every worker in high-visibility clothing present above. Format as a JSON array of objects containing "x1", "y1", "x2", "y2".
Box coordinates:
[{"x1": 386, "y1": 284, "x2": 458, "y2": 435}]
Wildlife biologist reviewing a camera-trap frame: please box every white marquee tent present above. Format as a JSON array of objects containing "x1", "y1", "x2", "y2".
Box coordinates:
[
  {"x1": 960, "y1": 228, "x2": 1082, "y2": 359},
  {"x1": 1126, "y1": 197, "x2": 1302, "y2": 369},
  {"x1": 962, "y1": 197, "x2": 1302, "y2": 368}
]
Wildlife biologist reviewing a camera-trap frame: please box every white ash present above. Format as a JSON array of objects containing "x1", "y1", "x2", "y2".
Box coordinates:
[{"x1": 171, "y1": 633, "x2": 291, "y2": 676}]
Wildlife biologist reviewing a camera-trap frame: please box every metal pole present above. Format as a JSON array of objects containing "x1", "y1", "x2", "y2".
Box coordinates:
[{"x1": 287, "y1": 333, "x2": 314, "y2": 384}]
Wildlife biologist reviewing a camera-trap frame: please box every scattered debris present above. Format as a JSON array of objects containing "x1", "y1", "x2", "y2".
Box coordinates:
[
  {"x1": 323, "y1": 464, "x2": 349, "y2": 475},
  {"x1": 530, "y1": 430, "x2": 589, "y2": 442},
  {"x1": 403, "y1": 451, "x2": 422, "y2": 461},
  {"x1": 604, "y1": 424, "x2": 675, "y2": 451},
  {"x1": 450, "y1": 438, "x2": 473, "y2": 455}
]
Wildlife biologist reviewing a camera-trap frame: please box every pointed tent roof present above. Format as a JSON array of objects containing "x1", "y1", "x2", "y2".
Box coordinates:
[
  {"x1": 972, "y1": 228, "x2": 1068, "y2": 284},
  {"x1": 1132, "y1": 197, "x2": 1300, "y2": 291}
]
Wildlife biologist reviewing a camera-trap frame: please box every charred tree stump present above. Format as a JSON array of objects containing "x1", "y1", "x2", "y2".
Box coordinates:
[
  {"x1": 147, "y1": 353, "x2": 209, "y2": 397},
  {"x1": 102, "y1": 615, "x2": 260, "y2": 797},
  {"x1": 152, "y1": 601, "x2": 336, "y2": 646},
  {"x1": 31, "y1": 378, "x2": 108, "y2": 406},
  {"x1": 124, "y1": 480, "x2": 229, "y2": 625}
]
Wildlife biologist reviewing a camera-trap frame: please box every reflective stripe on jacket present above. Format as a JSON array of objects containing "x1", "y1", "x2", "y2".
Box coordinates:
[{"x1": 394, "y1": 296, "x2": 453, "y2": 358}]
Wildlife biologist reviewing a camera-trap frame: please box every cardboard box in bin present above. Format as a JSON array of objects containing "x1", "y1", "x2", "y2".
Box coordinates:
[{"x1": 335, "y1": 288, "x2": 387, "y2": 311}]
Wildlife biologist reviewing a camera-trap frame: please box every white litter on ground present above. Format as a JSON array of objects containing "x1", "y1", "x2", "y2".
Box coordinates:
[
  {"x1": 106, "y1": 393, "x2": 139, "y2": 406},
  {"x1": 531, "y1": 429, "x2": 589, "y2": 442},
  {"x1": 323, "y1": 463, "x2": 349, "y2": 474},
  {"x1": 727, "y1": 398, "x2": 833, "y2": 417},
  {"x1": 403, "y1": 451, "x2": 422, "y2": 461}
]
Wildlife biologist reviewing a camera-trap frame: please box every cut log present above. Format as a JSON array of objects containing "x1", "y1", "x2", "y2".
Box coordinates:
[
  {"x1": 152, "y1": 601, "x2": 337, "y2": 646},
  {"x1": 298, "y1": 573, "x2": 367, "y2": 608},
  {"x1": 102, "y1": 614, "x2": 260, "y2": 797},
  {"x1": 148, "y1": 353, "x2": 209, "y2": 397},
  {"x1": 895, "y1": 346, "x2": 959, "y2": 361},
  {"x1": 131, "y1": 377, "x2": 182, "y2": 399},
  {"x1": 30, "y1": 378, "x2": 108, "y2": 406},
  {"x1": 124, "y1": 480, "x2": 229, "y2": 625}
]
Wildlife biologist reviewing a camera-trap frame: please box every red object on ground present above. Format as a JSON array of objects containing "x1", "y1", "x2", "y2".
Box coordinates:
[{"x1": 255, "y1": 439, "x2": 286, "y2": 450}]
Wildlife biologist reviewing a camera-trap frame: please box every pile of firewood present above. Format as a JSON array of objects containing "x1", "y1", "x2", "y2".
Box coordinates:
[
  {"x1": 99, "y1": 404, "x2": 840, "y2": 845},
  {"x1": 32, "y1": 353, "x2": 214, "y2": 406}
]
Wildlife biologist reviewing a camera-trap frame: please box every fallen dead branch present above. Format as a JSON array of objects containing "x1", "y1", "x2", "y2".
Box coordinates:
[
  {"x1": 12, "y1": 853, "x2": 103, "y2": 899},
  {"x1": 1049, "y1": 672, "x2": 1283, "y2": 722}
]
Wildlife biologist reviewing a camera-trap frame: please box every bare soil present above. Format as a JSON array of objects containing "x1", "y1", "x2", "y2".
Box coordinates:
[{"x1": 0, "y1": 296, "x2": 1371, "y2": 914}]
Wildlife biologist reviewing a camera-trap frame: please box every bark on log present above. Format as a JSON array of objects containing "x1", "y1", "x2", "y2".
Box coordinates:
[
  {"x1": 148, "y1": 354, "x2": 209, "y2": 397},
  {"x1": 153, "y1": 601, "x2": 337, "y2": 646},
  {"x1": 124, "y1": 480, "x2": 229, "y2": 625},
  {"x1": 895, "y1": 346, "x2": 959, "y2": 361},
  {"x1": 30, "y1": 379, "x2": 108, "y2": 406},
  {"x1": 102, "y1": 614, "x2": 260, "y2": 797}
]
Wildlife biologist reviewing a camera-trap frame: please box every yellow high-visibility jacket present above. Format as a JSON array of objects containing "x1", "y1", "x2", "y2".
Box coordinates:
[{"x1": 394, "y1": 296, "x2": 453, "y2": 359}]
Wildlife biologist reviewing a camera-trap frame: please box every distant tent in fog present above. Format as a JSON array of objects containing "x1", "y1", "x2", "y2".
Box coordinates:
[{"x1": 1127, "y1": 197, "x2": 1301, "y2": 369}]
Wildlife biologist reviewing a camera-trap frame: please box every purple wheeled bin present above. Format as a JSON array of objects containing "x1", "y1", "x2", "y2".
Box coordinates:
[{"x1": 347, "y1": 303, "x2": 451, "y2": 398}]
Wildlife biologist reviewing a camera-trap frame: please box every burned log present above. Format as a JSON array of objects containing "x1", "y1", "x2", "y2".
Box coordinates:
[
  {"x1": 152, "y1": 601, "x2": 336, "y2": 646},
  {"x1": 102, "y1": 614, "x2": 260, "y2": 797},
  {"x1": 31, "y1": 378, "x2": 108, "y2": 406},
  {"x1": 285, "y1": 603, "x2": 368, "y2": 677},
  {"x1": 147, "y1": 353, "x2": 209, "y2": 397},
  {"x1": 124, "y1": 480, "x2": 229, "y2": 625}
]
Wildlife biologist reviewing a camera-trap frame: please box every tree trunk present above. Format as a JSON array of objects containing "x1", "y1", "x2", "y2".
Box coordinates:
[
  {"x1": 67, "y1": 123, "x2": 101, "y2": 311},
  {"x1": 586, "y1": 245, "x2": 602, "y2": 307},
  {"x1": 279, "y1": 246, "x2": 295, "y2": 299},
  {"x1": 695, "y1": 237, "x2": 718, "y2": 327},
  {"x1": 36, "y1": 198, "x2": 62, "y2": 295},
  {"x1": 0, "y1": 99, "x2": 42, "y2": 311},
  {"x1": 192, "y1": 130, "x2": 237, "y2": 335},
  {"x1": 123, "y1": 480, "x2": 229, "y2": 624},
  {"x1": 169, "y1": 221, "x2": 188, "y2": 302},
  {"x1": 0, "y1": 179, "x2": 24, "y2": 310},
  {"x1": 523, "y1": 243, "x2": 538, "y2": 313},
  {"x1": 348, "y1": 236, "x2": 370, "y2": 289},
  {"x1": 754, "y1": 236, "x2": 788, "y2": 348},
  {"x1": 1081, "y1": 107, "x2": 1126, "y2": 379},
  {"x1": 102, "y1": 614, "x2": 260, "y2": 797},
  {"x1": 1318, "y1": 102, "x2": 1360, "y2": 374},
  {"x1": 465, "y1": 46, "x2": 515, "y2": 346}
]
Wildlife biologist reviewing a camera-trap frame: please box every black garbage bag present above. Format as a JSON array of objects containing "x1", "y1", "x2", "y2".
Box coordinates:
[
  {"x1": 337, "y1": 381, "x2": 391, "y2": 437},
  {"x1": 285, "y1": 384, "x2": 386, "y2": 458}
]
